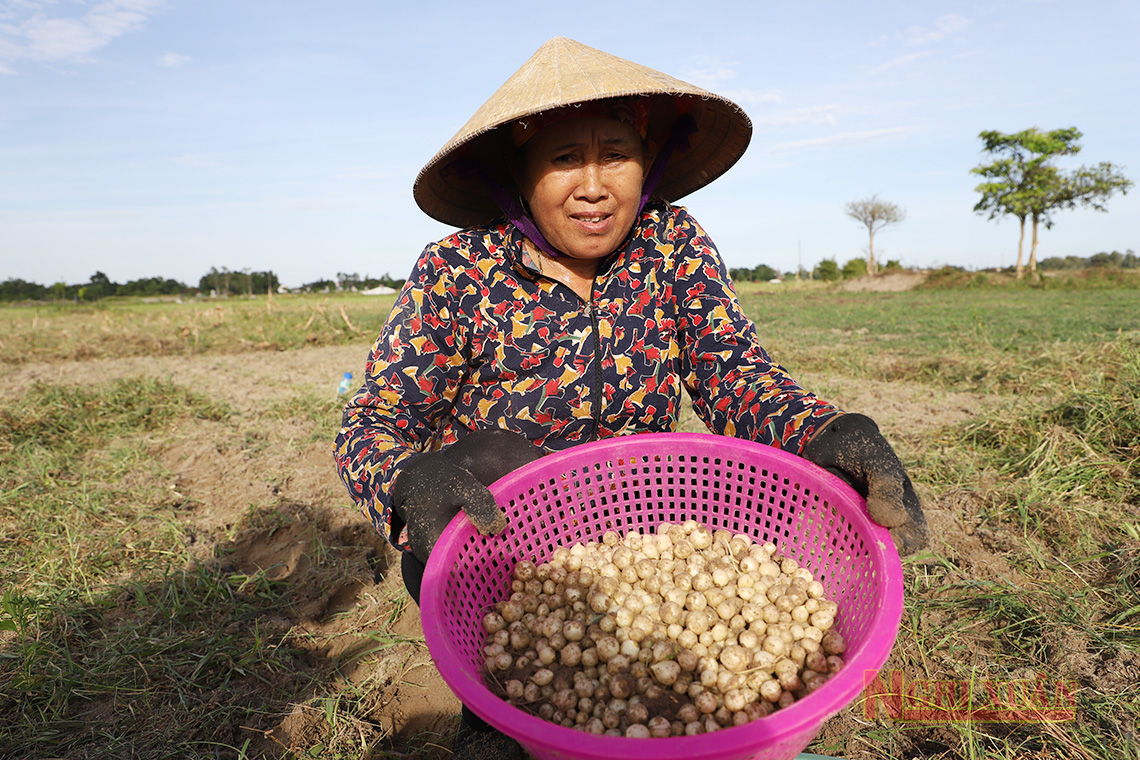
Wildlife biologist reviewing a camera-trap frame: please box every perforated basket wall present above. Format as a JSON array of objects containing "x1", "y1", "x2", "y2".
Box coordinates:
[{"x1": 422, "y1": 432, "x2": 903, "y2": 760}]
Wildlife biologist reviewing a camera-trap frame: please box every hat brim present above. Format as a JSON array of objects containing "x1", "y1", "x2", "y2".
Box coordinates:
[{"x1": 412, "y1": 39, "x2": 753, "y2": 229}]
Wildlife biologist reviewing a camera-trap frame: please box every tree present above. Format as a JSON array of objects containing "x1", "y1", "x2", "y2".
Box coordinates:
[
  {"x1": 81, "y1": 271, "x2": 118, "y2": 301},
  {"x1": 814, "y1": 258, "x2": 840, "y2": 282},
  {"x1": 841, "y1": 257, "x2": 867, "y2": 279},
  {"x1": 972, "y1": 128, "x2": 1132, "y2": 279},
  {"x1": 971, "y1": 130, "x2": 1051, "y2": 279},
  {"x1": 302, "y1": 278, "x2": 336, "y2": 293},
  {"x1": 728, "y1": 264, "x2": 779, "y2": 283},
  {"x1": 337, "y1": 272, "x2": 363, "y2": 291},
  {"x1": 249, "y1": 271, "x2": 279, "y2": 294},
  {"x1": 199, "y1": 266, "x2": 235, "y2": 296},
  {"x1": 0, "y1": 278, "x2": 49, "y2": 301},
  {"x1": 844, "y1": 195, "x2": 905, "y2": 275}
]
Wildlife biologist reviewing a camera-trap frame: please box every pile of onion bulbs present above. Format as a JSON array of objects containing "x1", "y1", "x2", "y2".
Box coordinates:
[{"x1": 479, "y1": 521, "x2": 847, "y2": 737}]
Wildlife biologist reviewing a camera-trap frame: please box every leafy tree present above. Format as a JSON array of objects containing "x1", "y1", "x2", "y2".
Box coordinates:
[
  {"x1": 233, "y1": 268, "x2": 252, "y2": 296},
  {"x1": 81, "y1": 271, "x2": 118, "y2": 301},
  {"x1": 199, "y1": 266, "x2": 234, "y2": 296},
  {"x1": 0, "y1": 278, "x2": 49, "y2": 301},
  {"x1": 360, "y1": 272, "x2": 406, "y2": 291},
  {"x1": 841, "y1": 257, "x2": 867, "y2": 279},
  {"x1": 843, "y1": 195, "x2": 905, "y2": 275},
  {"x1": 753, "y1": 264, "x2": 779, "y2": 281},
  {"x1": 1039, "y1": 255, "x2": 1087, "y2": 271},
  {"x1": 302, "y1": 279, "x2": 336, "y2": 293},
  {"x1": 380, "y1": 273, "x2": 405, "y2": 289},
  {"x1": 972, "y1": 128, "x2": 1132, "y2": 279},
  {"x1": 814, "y1": 258, "x2": 840, "y2": 282},
  {"x1": 249, "y1": 271, "x2": 279, "y2": 295},
  {"x1": 728, "y1": 264, "x2": 779, "y2": 283},
  {"x1": 971, "y1": 131, "x2": 1043, "y2": 278},
  {"x1": 117, "y1": 277, "x2": 189, "y2": 297},
  {"x1": 196, "y1": 268, "x2": 277, "y2": 296},
  {"x1": 1087, "y1": 249, "x2": 1138, "y2": 269},
  {"x1": 337, "y1": 272, "x2": 363, "y2": 291}
]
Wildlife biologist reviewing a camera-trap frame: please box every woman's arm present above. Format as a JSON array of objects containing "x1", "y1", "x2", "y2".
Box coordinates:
[
  {"x1": 668, "y1": 208, "x2": 928, "y2": 553},
  {"x1": 670, "y1": 209, "x2": 840, "y2": 453},
  {"x1": 334, "y1": 244, "x2": 468, "y2": 547}
]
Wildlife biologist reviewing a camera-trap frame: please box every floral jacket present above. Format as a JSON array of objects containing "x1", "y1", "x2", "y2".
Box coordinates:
[{"x1": 334, "y1": 201, "x2": 840, "y2": 549}]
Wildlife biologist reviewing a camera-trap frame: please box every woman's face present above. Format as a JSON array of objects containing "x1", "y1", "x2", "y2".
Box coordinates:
[{"x1": 519, "y1": 116, "x2": 649, "y2": 261}]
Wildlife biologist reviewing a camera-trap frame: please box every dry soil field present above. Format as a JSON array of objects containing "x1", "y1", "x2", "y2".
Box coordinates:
[{"x1": 2, "y1": 285, "x2": 1138, "y2": 760}]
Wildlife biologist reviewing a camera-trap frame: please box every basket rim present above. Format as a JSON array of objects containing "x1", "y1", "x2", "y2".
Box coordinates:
[{"x1": 422, "y1": 432, "x2": 904, "y2": 759}]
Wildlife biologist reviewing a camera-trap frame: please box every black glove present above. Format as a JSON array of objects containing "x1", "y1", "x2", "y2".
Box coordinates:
[
  {"x1": 391, "y1": 429, "x2": 545, "y2": 563},
  {"x1": 801, "y1": 413, "x2": 929, "y2": 555}
]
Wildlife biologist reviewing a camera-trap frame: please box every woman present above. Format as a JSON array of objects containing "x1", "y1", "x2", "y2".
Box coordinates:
[{"x1": 336, "y1": 37, "x2": 927, "y2": 759}]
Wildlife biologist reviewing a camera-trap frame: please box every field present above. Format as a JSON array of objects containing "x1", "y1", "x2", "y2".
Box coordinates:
[{"x1": 1, "y1": 280, "x2": 1138, "y2": 759}]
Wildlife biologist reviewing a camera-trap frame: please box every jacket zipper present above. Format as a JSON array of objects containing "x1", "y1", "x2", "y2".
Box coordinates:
[
  {"x1": 532, "y1": 267, "x2": 605, "y2": 443},
  {"x1": 585, "y1": 300, "x2": 603, "y2": 441}
]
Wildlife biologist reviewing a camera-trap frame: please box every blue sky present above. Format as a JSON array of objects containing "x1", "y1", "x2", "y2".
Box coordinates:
[{"x1": 2, "y1": 0, "x2": 1137, "y2": 288}]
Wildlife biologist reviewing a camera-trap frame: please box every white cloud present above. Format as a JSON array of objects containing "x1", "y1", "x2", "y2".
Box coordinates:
[
  {"x1": 720, "y1": 88, "x2": 784, "y2": 107},
  {"x1": 158, "y1": 51, "x2": 189, "y2": 68},
  {"x1": 752, "y1": 104, "x2": 845, "y2": 129},
  {"x1": 768, "y1": 127, "x2": 911, "y2": 154},
  {"x1": 683, "y1": 55, "x2": 741, "y2": 88},
  {"x1": 871, "y1": 50, "x2": 935, "y2": 74},
  {"x1": 0, "y1": 0, "x2": 166, "y2": 68},
  {"x1": 900, "y1": 14, "x2": 972, "y2": 47}
]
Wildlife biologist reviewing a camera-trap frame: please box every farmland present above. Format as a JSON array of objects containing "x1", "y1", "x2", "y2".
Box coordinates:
[{"x1": 1, "y1": 277, "x2": 1138, "y2": 759}]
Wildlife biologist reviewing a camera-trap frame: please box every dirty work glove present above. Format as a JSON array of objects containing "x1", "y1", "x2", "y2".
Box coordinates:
[
  {"x1": 801, "y1": 413, "x2": 929, "y2": 555},
  {"x1": 391, "y1": 429, "x2": 545, "y2": 563}
]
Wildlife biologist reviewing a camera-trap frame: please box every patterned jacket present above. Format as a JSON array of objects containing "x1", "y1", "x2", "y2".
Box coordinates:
[{"x1": 334, "y1": 201, "x2": 840, "y2": 549}]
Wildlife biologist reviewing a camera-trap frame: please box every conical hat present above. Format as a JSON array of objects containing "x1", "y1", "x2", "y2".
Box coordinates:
[{"x1": 413, "y1": 37, "x2": 753, "y2": 228}]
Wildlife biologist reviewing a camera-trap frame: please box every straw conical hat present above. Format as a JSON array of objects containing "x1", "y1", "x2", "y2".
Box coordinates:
[{"x1": 413, "y1": 37, "x2": 753, "y2": 228}]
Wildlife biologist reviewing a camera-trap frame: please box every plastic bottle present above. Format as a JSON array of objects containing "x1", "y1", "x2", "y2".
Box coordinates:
[{"x1": 337, "y1": 371, "x2": 354, "y2": 396}]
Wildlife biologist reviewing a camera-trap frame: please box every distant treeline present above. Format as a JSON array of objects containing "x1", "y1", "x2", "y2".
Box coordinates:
[
  {"x1": 1038, "y1": 249, "x2": 1138, "y2": 270},
  {"x1": 2, "y1": 252, "x2": 1134, "y2": 303},
  {"x1": 733, "y1": 249, "x2": 1137, "y2": 283},
  {"x1": 0, "y1": 268, "x2": 406, "y2": 303},
  {"x1": 728, "y1": 264, "x2": 781, "y2": 282}
]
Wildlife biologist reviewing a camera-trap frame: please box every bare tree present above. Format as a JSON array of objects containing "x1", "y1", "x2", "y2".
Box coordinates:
[{"x1": 844, "y1": 195, "x2": 906, "y2": 275}]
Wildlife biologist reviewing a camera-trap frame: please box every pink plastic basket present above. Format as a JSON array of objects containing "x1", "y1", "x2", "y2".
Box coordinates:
[{"x1": 422, "y1": 432, "x2": 904, "y2": 760}]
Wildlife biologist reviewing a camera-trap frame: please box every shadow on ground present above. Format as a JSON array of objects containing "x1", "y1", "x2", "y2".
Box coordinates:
[{"x1": 0, "y1": 502, "x2": 463, "y2": 760}]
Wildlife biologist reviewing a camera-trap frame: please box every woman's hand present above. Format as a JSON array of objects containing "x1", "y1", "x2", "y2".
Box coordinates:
[
  {"x1": 391, "y1": 430, "x2": 545, "y2": 563},
  {"x1": 801, "y1": 414, "x2": 929, "y2": 555}
]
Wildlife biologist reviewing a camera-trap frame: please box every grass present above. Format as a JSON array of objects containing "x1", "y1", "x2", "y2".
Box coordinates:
[
  {"x1": 0, "y1": 372, "x2": 409, "y2": 759},
  {"x1": 1, "y1": 563, "x2": 313, "y2": 758},
  {"x1": 0, "y1": 378, "x2": 230, "y2": 594},
  {"x1": 0, "y1": 292, "x2": 398, "y2": 365},
  {"x1": 733, "y1": 284, "x2": 1140, "y2": 394},
  {"x1": 3, "y1": 279, "x2": 1140, "y2": 758}
]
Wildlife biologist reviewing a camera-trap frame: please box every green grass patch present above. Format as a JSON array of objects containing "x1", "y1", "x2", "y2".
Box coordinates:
[
  {"x1": 0, "y1": 378, "x2": 230, "y2": 595},
  {"x1": 735, "y1": 286, "x2": 1140, "y2": 394},
  {"x1": 0, "y1": 562, "x2": 311, "y2": 759},
  {"x1": 0, "y1": 292, "x2": 397, "y2": 365},
  {"x1": 262, "y1": 392, "x2": 348, "y2": 442},
  {"x1": 959, "y1": 334, "x2": 1139, "y2": 552}
]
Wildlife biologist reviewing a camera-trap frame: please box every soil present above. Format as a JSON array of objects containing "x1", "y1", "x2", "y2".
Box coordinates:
[
  {"x1": 2, "y1": 341, "x2": 1056, "y2": 759},
  {"x1": 838, "y1": 271, "x2": 928, "y2": 292}
]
